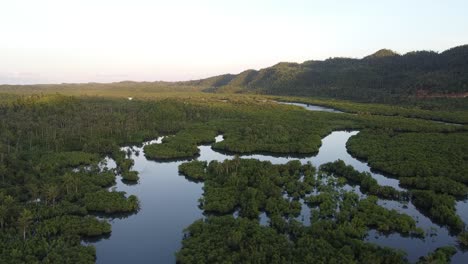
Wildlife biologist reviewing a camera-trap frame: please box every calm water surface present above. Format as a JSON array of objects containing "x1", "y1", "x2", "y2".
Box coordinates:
[
  {"x1": 278, "y1": 101, "x2": 343, "y2": 113},
  {"x1": 88, "y1": 102, "x2": 468, "y2": 263}
]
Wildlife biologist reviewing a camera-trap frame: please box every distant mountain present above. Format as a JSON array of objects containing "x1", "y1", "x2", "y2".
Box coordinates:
[
  {"x1": 364, "y1": 49, "x2": 399, "y2": 59},
  {"x1": 190, "y1": 45, "x2": 468, "y2": 102}
]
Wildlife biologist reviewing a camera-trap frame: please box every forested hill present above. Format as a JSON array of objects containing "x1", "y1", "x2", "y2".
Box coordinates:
[{"x1": 190, "y1": 45, "x2": 468, "y2": 102}]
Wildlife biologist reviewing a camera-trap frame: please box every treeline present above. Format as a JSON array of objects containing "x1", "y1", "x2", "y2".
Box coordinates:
[
  {"x1": 2, "y1": 44, "x2": 467, "y2": 106},
  {"x1": 275, "y1": 96, "x2": 468, "y2": 124},
  {"x1": 84, "y1": 191, "x2": 139, "y2": 214},
  {"x1": 0, "y1": 94, "x2": 231, "y2": 155},
  {"x1": 400, "y1": 177, "x2": 466, "y2": 197},
  {"x1": 195, "y1": 45, "x2": 468, "y2": 103},
  {"x1": 346, "y1": 130, "x2": 468, "y2": 184}
]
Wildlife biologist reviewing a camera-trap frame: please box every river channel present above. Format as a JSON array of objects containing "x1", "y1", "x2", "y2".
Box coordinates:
[{"x1": 88, "y1": 102, "x2": 467, "y2": 263}]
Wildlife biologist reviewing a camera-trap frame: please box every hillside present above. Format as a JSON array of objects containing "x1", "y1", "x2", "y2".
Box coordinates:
[
  {"x1": 191, "y1": 45, "x2": 468, "y2": 102},
  {"x1": 1, "y1": 45, "x2": 467, "y2": 105}
]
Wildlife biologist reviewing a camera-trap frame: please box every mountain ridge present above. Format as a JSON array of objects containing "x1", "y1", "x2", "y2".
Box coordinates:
[
  {"x1": 364, "y1": 49, "x2": 399, "y2": 59},
  {"x1": 187, "y1": 44, "x2": 468, "y2": 102},
  {"x1": 1, "y1": 45, "x2": 467, "y2": 103}
]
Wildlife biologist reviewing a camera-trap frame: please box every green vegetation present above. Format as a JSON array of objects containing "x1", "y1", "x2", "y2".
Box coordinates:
[
  {"x1": 195, "y1": 45, "x2": 468, "y2": 104},
  {"x1": 177, "y1": 158, "x2": 424, "y2": 263},
  {"x1": 112, "y1": 150, "x2": 140, "y2": 182},
  {"x1": 346, "y1": 129, "x2": 468, "y2": 234},
  {"x1": 411, "y1": 190, "x2": 464, "y2": 233},
  {"x1": 178, "y1": 160, "x2": 207, "y2": 182},
  {"x1": 0, "y1": 81, "x2": 205, "y2": 99},
  {"x1": 144, "y1": 127, "x2": 217, "y2": 160},
  {"x1": 177, "y1": 214, "x2": 415, "y2": 263},
  {"x1": 39, "y1": 151, "x2": 100, "y2": 171},
  {"x1": 36, "y1": 215, "x2": 111, "y2": 237},
  {"x1": 177, "y1": 216, "x2": 293, "y2": 264},
  {"x1": 0, "y1": 90, "x2": 466, "y2": 262},
  {"x1": 180, "y1": 158, "x2": 314, "y2": 217},
  {"x1": 275, "y1": 96, "x2": 468, "y2": 124},
  {"x1": 121, "y1": 170, "x2": 139, "y2": 182},
  {"x1": 84, "y1": 191, "x2": 139, "y2": 214},
  {"x1": 347, "y1": 130, "x2": 468, "y2": 184},
  {"x1": 211, "y1": 119, "x2": 325, "y2": 155},
  {"x1": 458, "y1": 231, "x2": 468, "y2": 247},
  {"x1": 320, "y1": 160, "x2": 407, "y2": 200},
  {"x1": 417, "y1": 246, "x2": 457, "y2": 264},
  {"x1": 0, "y1": 162, "x2": 136, "y2": 262},
  {"x1": 400, "y1": 176, "x2": 466, "y2": 197},
  {"x1": 2, "y1": 45, "x2": 468, "y2": 111},
  {"x1": 350, "y1": 196, "x2": 422, "y2": 236}
]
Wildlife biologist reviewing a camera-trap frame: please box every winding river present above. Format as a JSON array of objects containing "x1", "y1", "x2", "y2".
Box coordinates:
[
  {"x1": 278, "y1": 101, "x2": 344, "y2": 113},
  {"x1": 86, "y1": 102, "x2": 468, "y2": 263}
]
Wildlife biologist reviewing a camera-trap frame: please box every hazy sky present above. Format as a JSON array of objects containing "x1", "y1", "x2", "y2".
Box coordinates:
[{"x1": 1, "y1": 0, "x2": 467, "y2": 84}]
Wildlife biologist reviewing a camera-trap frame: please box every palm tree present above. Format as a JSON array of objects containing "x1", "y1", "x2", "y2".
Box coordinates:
[
  {"x1": 0, "y1": 164, "x2": 6, "y2": 184},
  {"x1": 63, "y1": 173, "x2": 79, "y2": 195},
  {"x1": 2, "y1": 195, "x2": 15, "y2": 225},
  {"x1": 17, "y1": 209, "x2": 33, "y2": 240},
  {"x1": 44, "y1": 184, "x2": 59, "y2": 206},
  {"x1": 26, "y1": 184, "x2": 41, "y2": 203},
  {"x1": 63, "y1": 173, "x2": 72, "y2": 195},
  {"x1": 233, "y1": 155, "x2": 241, "y2": 172},
  {"x1": 0, "y1": 205, "x2": 6, "y2": 229}
]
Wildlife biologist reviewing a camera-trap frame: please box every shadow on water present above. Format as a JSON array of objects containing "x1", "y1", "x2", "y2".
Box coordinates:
[
  {"x1": 82, "y1": 233, "x2": 112, "y2": 243},
  {"x1": 85, "y1": 115, "x2": 468, "y2": 263}
]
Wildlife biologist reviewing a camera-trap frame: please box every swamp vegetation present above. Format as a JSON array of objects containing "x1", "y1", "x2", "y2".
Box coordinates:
[{"x1": 0, "y1": 92, "x2": 466, "y2": 263}]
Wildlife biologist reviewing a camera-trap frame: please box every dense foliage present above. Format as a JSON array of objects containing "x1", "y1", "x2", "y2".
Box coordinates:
[
  {"x1": 417, "y1": 246, "x2": 457, "y2": 264},
  {"x1": 36, "y1": 215, "x2": 111, "y2": 237},
  {"x1": 0, "y1": 92, "x2": 466, "y2": 263},
  {"x1": 196, "y1": 45, "x2": 468, "y2": 103},
  {"x1": 399, "y1": 176, "x2": 466, "y2": 197},
  {"x1": 178, "y1": 160, "x2": 207, "y2": 182},
  {"x1": 411, "y1": 190, "x2": 464, "y2": 233},
  {"x1": 144, "y1": 127, "x2": 217, "y2": 160},
  {"x1": 347, "y1": 130, "x2": 468, "y2": 184},
  {"x1": 275, "y1": 96, "x2": 468, "y2": 124},
  {"x1": 177, "y1": 216, "x2": 293, "y2": 264},
  {"x1": 177, "y1": 158, "x2": 425, "y2": 263},
  {"x1": 346, "y1": 131, "x2": 468, "y2": 234},
  {"x1": 83, "y1": 191, "x2": 139, "y2": 214},
  {"x1": 2, "y1": 45, "x2": 468, "y2": 108},
  {"x1": 180, "y1": 159, "x2": 314, "y2": 217},
  {"x1": 458, "y1": 231, "x2": 468, "y2": 247},
  {"x1": 320, "y1": 160, "x2": 407, "y2": 200}
]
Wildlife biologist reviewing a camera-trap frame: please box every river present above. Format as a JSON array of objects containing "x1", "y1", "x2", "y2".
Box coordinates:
[{"x1": 87, "y1": 102, "x2": 467, "y2": 263}]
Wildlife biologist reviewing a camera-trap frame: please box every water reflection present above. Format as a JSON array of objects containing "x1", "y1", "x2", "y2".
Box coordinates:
[
  {"x1": 89, "y1": 130, "x2": 468, "y2": 263},
  {"x1": 89, "y1": 139, "x2": 203, "y2": 264}
]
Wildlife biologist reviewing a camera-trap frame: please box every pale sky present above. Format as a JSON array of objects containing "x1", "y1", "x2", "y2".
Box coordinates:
[{"x1": 1, "y1": 0, "x2": 467, "y2": 84}]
